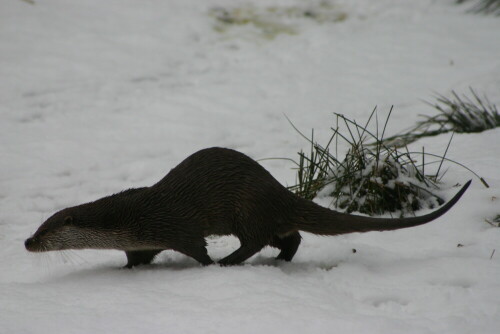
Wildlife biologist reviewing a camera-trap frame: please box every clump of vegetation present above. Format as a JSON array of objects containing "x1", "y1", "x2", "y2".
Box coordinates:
[
  {"x1": 285, "y1": 107, "x2": 488, "y2": 216},
  {"x1": 382, "y1": 88, "x2": 499, "y2": 147},
  {"x1": 209, "y1": 1, "x2": 347, "y2": 39},
  {"x1": 287, "y1": 108, "x2": 456, "y2": 216},
  {"x1": 486, "y1": 214, "x2": 500, "y2": 227},
  {"x1": 456, "y1": 0, "x2": 500, "y2": 15},
  {"x1": 425, "y1": 89, "x2": 499, "y2": 132}
]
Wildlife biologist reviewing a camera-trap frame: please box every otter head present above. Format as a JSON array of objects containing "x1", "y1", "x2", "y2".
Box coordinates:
[
  {"x1": 24, "y1": 209, "x2": 75, "y2": 252},
  {"x1": 24, "y1": 198, "x2": 136, "y2": 253},
  {"x1": 25, "y1": 207, "x2": 92, "y2": 252}
]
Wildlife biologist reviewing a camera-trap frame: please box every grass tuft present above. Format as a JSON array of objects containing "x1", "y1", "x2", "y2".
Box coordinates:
[
  {"x1": 424, "y1": 88, "x2": 499, "y2": 133},
  {"x1": 287, "y1": 108, "x2": 458, "y2": 217},
  {"x1": 456, "y1": 0, "x2": 500, "y2": 15},
  {"x1": 382, "y1": 88, "x2": 499, "y2": 147}
]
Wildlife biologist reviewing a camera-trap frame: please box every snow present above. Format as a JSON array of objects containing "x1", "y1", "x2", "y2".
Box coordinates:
[{"x1": 1, "y1": 0, "x2": 499, "y2": 333}]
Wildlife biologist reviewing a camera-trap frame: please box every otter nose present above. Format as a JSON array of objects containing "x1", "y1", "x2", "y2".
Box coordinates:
[{"x1": 25, "y1": 237, "x2": 35, "y2": 250}]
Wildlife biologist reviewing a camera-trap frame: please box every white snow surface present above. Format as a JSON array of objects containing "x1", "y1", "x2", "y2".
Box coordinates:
[{"x1": 1, "y1": 0, "x2": 499, "y2": 333}]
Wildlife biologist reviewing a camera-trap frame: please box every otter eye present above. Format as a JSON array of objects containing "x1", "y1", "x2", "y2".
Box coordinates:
[{"x1": 63, "y1": 216, "x2": 73, "y2": 225}]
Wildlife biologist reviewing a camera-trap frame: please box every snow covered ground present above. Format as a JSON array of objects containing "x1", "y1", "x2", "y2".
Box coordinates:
[{"x1": 1, "y1": 0, "x2": 499, "y2": 333}]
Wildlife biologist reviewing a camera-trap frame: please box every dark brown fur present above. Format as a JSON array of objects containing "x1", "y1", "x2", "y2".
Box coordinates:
[{"x1": 25, "y1": 147, "x2": 471, "y2": 267}]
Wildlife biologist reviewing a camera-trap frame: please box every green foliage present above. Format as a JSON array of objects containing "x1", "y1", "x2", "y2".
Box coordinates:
[
  {"x1": 425, "y1": 89, "x2": 499, "y2": 133},
  {"x1": 287, "y1": 109, "x2": 452, "y2": 216},
  {"x1": 382, "y1": 88, "x2": 499, "y2": 147}
]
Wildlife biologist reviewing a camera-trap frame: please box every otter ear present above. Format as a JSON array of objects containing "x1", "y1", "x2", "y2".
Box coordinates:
[{"x1": 63, "y1": 216, "x2": 73, "y2": 225}]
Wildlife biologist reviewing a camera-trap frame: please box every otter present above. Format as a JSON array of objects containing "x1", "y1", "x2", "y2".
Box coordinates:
[{"x1": 25, "y1": 147, "x2": 471, "y2": 268}]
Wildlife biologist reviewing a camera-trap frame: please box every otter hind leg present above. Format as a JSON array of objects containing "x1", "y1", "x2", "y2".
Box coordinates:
[
  {"x1": 271, "y1": 232, "x2": 302, "y2": 262},
  {"x1": 124, "y1": 250, "x2": 162, "y2": 268}
]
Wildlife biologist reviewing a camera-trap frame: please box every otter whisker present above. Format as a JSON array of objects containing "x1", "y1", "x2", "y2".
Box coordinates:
[{"x1": 61, "y1": 250, "x2": 89, "y2": 266}]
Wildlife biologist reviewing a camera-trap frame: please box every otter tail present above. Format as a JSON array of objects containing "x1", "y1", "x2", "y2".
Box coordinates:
[{"x1": 294, "y1": 180, "x2": 471, "y2": 235}]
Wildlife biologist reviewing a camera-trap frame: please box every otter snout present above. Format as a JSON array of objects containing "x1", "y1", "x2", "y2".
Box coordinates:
[
  {"x1": 25, "y1": 236, "x2": 48, "y2": 252},
  {"x1": 25, "y1": 237, "x2": 37, "y2": 252}
]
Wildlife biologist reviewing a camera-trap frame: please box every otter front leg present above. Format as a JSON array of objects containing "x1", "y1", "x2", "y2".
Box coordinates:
[
  {"x1": 218, "y1": 242, "x2": 266, "y2": 266},
  {"x1": 124, "y1": 250, "x2": 162, "y2": 268},
  {"x1": 178, "y1": 246, "x2": 214, "y2": 266},
  {"x1": 175, "y1": 244, "x2": 214, "y2": 266}
]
